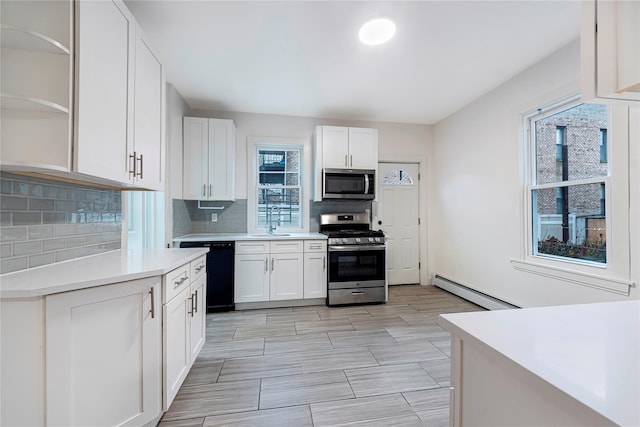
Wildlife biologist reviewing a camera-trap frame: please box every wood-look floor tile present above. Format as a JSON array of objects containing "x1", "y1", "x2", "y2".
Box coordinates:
[
  {"x1": 217, "y1": 353, "x2": 302, "y2": 382},
  {"x1": 205, "y1": 329, "x2": 236, "y2": 343},
  {"x1": 181, "y1": 359, "x2": 223, "y2": 387},
  {"x1": 233, "y1": 322, "x2": 296, "y2": 339},
  {"x1": 368, "y1": 340, "x2": 448, "y2": 365},
  {"x1": 202, "y1": 405, "x2": 313, "y2": 427},
  {"x1": 294, "y1": 318, "x2": 355, "y2": 334},
  {"x1": 403, "y1": 388, "x2": 450, "y2": 426},
  {"x1": 298, "y1": 347, "x2": 379, "y2": 373},
  {"x1": 350, "y1": 315, "x2": 410, "y2": 331},
  {"x1": 157, "y1": 417, "x2": 204, "y2": 427},
  {"x1": 264, "y1": 333, "x2": 332, "y2": 355},
  {"x1": 419, "y1": 359, "x2": 451, "y2": 387},
  {"x1": 364, "y1": 304, "x2": 419, "y2": 317},
  {"x1": 317, "y1": 306, "x2": 371, "y2": 319},
  {"x1": 266, "y1": 311, "x2": 321, "y2": 323},
  {"x1": 345, "y1": 363, "x2": 439, "y2": 397},
  {"x1": 399, "y1": 312, "x2": 441, "y2": 326},
  {"x1": 430, "y1": 338, "x2": 452, "y2": 357},
  {"x1": 328, "y1": 329, "x2": 397, "y2": 348},
  {"x1": 259, "y1": 371, "x2": 354, "y2": 409},
  {"x1": 162, "y1": 380, "x2": 260, "y2": 420},
  {"x1": 310, "y1": 393, "x2": 421, "y2": 427},
  {"x1": 198, "y1": 338, "x2": 264, "y2": 359},
  {"x1": 385, "y1": 325, "x2": 450, "y2": 342}
]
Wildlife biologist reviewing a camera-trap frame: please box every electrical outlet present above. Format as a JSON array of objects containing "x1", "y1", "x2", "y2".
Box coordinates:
[{"x1": 211, "y1": 213, "x2": 217, "y2": 222}]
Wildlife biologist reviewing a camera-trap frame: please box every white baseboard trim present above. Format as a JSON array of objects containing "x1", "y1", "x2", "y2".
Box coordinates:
[{"x1": 432, "y1": 275, "x2": 519, "y2": 310}]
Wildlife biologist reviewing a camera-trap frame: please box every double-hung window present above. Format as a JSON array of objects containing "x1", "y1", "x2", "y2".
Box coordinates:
[
  {"x1": 517, "y1": 95, "x2": 633, "y2": 295},
  {"x1": 247, "y1": 137, "x2": 309, "y2": 234}
]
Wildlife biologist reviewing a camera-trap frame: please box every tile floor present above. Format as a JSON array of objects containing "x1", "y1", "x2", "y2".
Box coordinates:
[{"x1": 159, "y1": 285, "x2": 485, "y2": 426}]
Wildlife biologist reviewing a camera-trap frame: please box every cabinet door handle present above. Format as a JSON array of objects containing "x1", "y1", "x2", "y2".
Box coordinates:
[
  {"x1": 271, "y1": 258, "x2": 274, "y2": 271},
  {"x1": 149, "y1": 287, "x2": 155, "y2": 319},
  {"x1": 194, "y1": 290, "x2": 198, "y2": 313},
  {"x1": 137, "y1": 153, "x2": 143, "y2": 179},
  {"x1": 187, "y1": 296, "x2": 193, "y2": 316},
  {"x1": 350, "y1": 154, "x2": 353, "y2": 167},
  {"x1": 129, "y1": 152, "x2": 137, "y2": 178},
  {"x1": 265, "y1": 258, "x2": 268, "y2": 272},
  {"x1": 344, "y1": 154, "x2": 348, "y2": 167},
  {"x1": 203, "y1": 184, "x2": 206, "y2": 197},
  {"x1": 209, "y1": 184, "x2": 212, "y2": 197},
  {"x1": 323, "y1": 255, "x2": 326, "y2": 271}
]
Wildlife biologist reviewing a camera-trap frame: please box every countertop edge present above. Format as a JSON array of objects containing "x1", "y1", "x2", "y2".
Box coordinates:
[{"x1": 0, "y1": 248, "x2": 209, "y2": 299}]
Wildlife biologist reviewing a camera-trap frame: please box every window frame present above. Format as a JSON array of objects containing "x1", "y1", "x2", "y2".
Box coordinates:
[
  {"x1": 514, "y1": 94, "x2": 632, "y2": 295},
  {"x1": 246, "y1": 136, "x2": 311, "y2": 234}
]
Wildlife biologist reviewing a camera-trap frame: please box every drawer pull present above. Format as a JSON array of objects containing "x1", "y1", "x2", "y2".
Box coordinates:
[
  {"x1": 351, "y1": 291, "x2": 365, "y2": 296},
  {"x1": 173, "y1": 275, "x2": 189, "y2": 288},
  {"x1": 195, "y1": 264, "x2": 205, "y2": 273}
]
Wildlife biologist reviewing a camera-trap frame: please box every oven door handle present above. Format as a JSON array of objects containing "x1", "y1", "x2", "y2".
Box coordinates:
[{"x1": 329, "y1": 245, "x2": 386, "y2": 252}]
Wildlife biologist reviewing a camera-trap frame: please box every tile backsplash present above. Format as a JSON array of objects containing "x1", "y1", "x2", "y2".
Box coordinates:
[
  {"x1": 173, "y1": 198, "x2": 372, "y2": 237},
  {"x1": 0, "y1": 172, "x2": 122, "y2": 274}
]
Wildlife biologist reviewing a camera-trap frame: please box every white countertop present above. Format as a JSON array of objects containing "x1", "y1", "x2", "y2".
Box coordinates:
[
  {"x1": 0, "y1": 248, "x2": 208, "y2": 299},
  {"x1": 439, "y1": 300, "x2": 640, "y2": 427},
  {"x1": 173, "y1": 232, "x2": 327, "y2": 243}
]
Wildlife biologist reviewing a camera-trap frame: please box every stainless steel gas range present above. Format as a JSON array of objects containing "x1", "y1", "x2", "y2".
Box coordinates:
[{"x1": 319, "y1": 213, "x2": 386, "y2": 306}]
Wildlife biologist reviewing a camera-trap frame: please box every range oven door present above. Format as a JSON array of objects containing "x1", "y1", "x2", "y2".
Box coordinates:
[{"x1": 327, "y1": 244, "x2": 386, "y2": 289}]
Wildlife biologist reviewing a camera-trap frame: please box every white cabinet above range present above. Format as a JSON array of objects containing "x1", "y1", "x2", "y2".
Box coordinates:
[
  {"x1": 313, "y1": 125, "x2": 379, "y2": 201},
  {"x1": 183, "y1": 117, "x2": 236, "y2": 201}
]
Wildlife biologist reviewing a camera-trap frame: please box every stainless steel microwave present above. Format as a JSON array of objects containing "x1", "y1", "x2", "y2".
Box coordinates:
[{"x1": 322, "y1": 168, "x2": 375, "y2": 200}]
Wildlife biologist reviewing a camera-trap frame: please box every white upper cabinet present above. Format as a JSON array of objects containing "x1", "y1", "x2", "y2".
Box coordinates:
[
  {"x1": 320, "y1": 126, "x2": 378, "y2": 170},
  {"x1": 75, "y1": 0, "x2": 165, "y2": 190},
  {"x1": 0, "y1": 0, "x2": 73, "y2": 171},
  {"x1": 183, "y1": 117, "x2": 236, "y2": 201},
  {"x1": 581, "y1": 0, "x2": 640, "y2": 104},
  {"x1": 313, "y1": 125, "x2": 379, "y2": 201}
]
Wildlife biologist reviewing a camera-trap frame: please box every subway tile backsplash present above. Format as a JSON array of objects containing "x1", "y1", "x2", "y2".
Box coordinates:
[{"x1": 0, "y1": 173, "x2": 122, "y2": 274}]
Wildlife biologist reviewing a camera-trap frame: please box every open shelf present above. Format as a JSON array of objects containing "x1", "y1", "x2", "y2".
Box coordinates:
[
  {"x1": 1, "y1": 25, "x2": 70, "y2": 55},
  {"x1": 1, "y1": 93, "x2": 69, "y2": 114}
]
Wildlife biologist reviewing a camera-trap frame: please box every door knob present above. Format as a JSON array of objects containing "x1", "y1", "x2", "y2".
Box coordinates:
[{"x1": 377, "y1": 220, "x2": 382, "y2": 225}]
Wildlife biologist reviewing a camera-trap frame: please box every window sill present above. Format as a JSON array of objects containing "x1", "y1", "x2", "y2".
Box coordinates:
[{"x1": 511, "y1": 259, "x2": 634, "y2": 295}]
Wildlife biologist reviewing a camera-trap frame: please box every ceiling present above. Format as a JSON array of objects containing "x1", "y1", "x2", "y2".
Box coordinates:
[{"x1": 125, "y1": 1, "x2": 581, "y2": 125}]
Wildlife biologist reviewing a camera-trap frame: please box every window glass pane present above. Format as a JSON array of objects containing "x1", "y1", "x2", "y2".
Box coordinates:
[
  {"x1": 383, "y1": 168, "x2": 414, "y2": 185},
  {"x1": 257, "y1": 146, "x2": 302, "y2": 229},
  {"x1": 535, "y1": 104, "x2": 608, "y2": 184},
  {"x1": 533, "y1": 183, "x2": 606, "y2": 264}
]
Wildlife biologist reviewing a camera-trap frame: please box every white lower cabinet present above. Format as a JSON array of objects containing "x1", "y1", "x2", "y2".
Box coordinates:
[
  {"x1": 45, "y1": 276, "x2": 162, "y2": 426},
  {"x1": 303, "y1": 240, "x2": 327, "y2": 299},
  {"x1": 163, "y1": 255, "x2": 207, "y2": 410},
  {"x1": 235, "y1": 239, "x2": 326, "y2": 303}
]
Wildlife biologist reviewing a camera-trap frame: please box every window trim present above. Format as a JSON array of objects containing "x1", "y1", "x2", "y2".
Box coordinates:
[
  {"x1": 246, "y1": 136, "x2": 311, "y2": 234},
  {"x1": 517, "y1": 94, "x2": 632, "y2": 295}
]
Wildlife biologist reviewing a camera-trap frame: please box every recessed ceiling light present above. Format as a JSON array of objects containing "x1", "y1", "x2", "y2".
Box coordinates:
[{"x1": 358, "y1": 18, "x2": 396, "y2": 46}]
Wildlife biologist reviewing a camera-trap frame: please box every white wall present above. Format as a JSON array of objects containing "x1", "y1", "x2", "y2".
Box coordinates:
[{"x1": 430, "y1": 39, "x2": 639, "y2": 307}]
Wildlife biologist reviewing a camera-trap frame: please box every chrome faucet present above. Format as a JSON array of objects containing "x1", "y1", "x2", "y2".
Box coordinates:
[{"x1": 268, "y1": 205, "x2": 280, "y2": 234}]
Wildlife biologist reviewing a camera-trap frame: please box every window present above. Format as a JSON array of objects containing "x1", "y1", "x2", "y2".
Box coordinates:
[
  {"x1": 257, "y1": 147, "x2": 301, "y2": 229},
  {"x1": 530, "y1": 101, "x2": 609, "y2": 265},
  {"x1": 517, "y1": 95, "x2": 633, "y2": 295},
  {"x1": 247, "y1": 137, "x2": 309, "y2": 234}
]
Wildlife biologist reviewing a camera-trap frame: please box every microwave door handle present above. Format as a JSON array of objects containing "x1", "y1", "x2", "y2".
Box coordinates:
[{"x1": 364, "y1": 174, "x2": 369, "y2": 195}]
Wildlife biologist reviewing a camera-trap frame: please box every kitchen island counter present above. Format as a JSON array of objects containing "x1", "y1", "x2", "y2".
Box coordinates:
[{"x1": 439, "y1": 300, "x2": 639, "y2": 426}]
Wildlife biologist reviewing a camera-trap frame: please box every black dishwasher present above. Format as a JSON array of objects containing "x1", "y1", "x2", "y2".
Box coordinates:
[{"x1": 179, "y1": 241, "x2": 235, "y2": 312}]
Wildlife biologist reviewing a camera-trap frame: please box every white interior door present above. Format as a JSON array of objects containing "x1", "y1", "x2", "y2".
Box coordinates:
[{"x1": 376, "y1": 163, "x2": 420, "y2": 285}]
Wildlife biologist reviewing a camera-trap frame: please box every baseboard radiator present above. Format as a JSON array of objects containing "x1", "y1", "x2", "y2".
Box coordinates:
[{"x1": 432, "y1": 275, "x2": 519, "y2": 310}]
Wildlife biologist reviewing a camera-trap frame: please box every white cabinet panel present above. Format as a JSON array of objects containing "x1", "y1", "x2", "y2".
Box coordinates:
[
  {"x1": 75, "y1": 0, "x2": 132, "y2": 184},
  {"x1": 163, "y1": 285, "x2": 190, "y2": 409},
  {"x1": 45, "y1": 276, "x2": 162, "y2": 426},
  {"x1": 304, "y1": 252, "x2": 327, "y2": 299},
  {"x1": 270, "y1": 252, "x2": 304, "y2": 300},
  {"x1": 183, "y1": 117, "x2": 236, "y2": 200},
  {"x1": 190, "y1": 275, "x2": 206, "y2": 360},
  {"x1": 322, "y1": 126, "x2": 350, "y2": 169},
  {"x1": 235, "y1": 253, "x2": 270, "y2": 302},
  {"x1": 582, "y1": 0, "x2": 640, "y2": 103}
]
